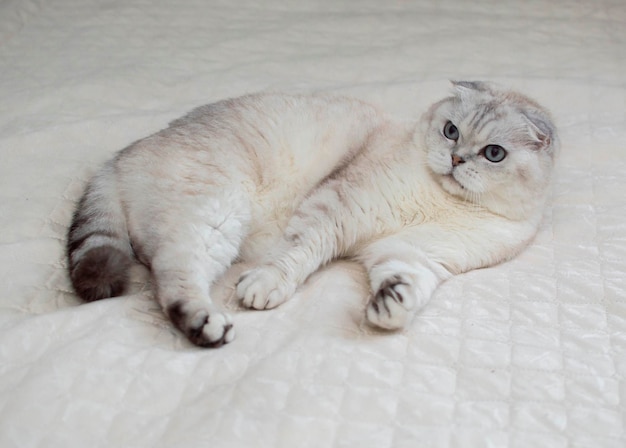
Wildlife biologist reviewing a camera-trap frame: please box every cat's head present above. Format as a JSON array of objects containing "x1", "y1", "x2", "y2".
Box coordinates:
[{"x1": 421, "y1": 81, "x2": 558, "y2": 220}]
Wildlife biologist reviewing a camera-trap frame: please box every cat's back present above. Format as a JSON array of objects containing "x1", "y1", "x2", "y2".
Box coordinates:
[
  {"x1": 118, "y1": 93, "x2": 385, "y2": 189},
  {"x1": 168, "y1": 92, "x2": 384, "y2": 149},
  {"x1": 184, "y1": 92, "x2": 386, "y2": 177}
]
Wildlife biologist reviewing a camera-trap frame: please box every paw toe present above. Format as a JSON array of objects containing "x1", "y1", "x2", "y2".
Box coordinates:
[
  {"x1": 236, "y1": 266, "x2": 292, "y2": 310},
  {"x1": 201, "y1": 312, "x2": 235, "y2": 348},
  {"x1": 366, "y1": 279, "x2": 414, "y2": 330},
  {"x1": 366, "y1": 297, "x2": 408, "y2": 330}
]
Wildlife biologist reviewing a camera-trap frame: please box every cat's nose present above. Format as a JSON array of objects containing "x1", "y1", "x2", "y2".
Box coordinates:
[{"x1": 451, "y1": 154, "x2": 465, "y2": 167}]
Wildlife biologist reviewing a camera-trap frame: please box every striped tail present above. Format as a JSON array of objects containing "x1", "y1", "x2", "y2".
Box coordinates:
[{"x1": 67, "y1": 161, "x2": 134, "y2": 302}]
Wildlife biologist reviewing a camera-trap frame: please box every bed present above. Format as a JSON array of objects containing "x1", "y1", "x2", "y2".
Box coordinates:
[{"x1": 1, "y1": 0, "x2": 625, "y2": 446}]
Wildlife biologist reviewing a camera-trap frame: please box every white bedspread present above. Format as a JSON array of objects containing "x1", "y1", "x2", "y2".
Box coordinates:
[{"x1": 1, "y1": 0, "x2": 625, "y2": 446}]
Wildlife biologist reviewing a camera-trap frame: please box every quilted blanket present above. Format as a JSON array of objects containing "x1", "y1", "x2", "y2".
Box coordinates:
[{"x1": 1, "y1": 0, "x2": 625, "y2": 446}]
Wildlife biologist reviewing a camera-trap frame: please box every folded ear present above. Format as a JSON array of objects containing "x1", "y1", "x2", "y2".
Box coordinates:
[
  {"x1": 521, "y1": 109, "x2": 558, "y2": 152},
  {"x1": 450, "y1": 80, "x2": 491, "y2": 94}
]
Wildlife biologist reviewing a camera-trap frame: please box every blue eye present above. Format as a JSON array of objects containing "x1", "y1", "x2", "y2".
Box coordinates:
[
  {"x1": 443, "y1": 121, "x2": 459, "y2": 141},
  {"x1": 482, "y1": 145, "x2": 507, "y2": 163}
]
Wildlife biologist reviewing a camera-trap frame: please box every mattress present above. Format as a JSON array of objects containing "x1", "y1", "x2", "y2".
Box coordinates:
[{"x1": 1, "y1": 0, "x2": 625, "y2": 446}]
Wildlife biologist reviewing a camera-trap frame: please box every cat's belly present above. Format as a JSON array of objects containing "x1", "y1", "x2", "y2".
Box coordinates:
[
  {"x1": 238, "y1": 217, "x2": 292, "y2": 263},
  {"x1": 239, "y1": 176, "x2": 316, "y2": 262}
]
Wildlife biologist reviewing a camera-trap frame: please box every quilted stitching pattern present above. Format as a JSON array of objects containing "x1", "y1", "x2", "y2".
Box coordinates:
[{"x1": 1, "y1": 0, "x2": 625, "y2": 447}]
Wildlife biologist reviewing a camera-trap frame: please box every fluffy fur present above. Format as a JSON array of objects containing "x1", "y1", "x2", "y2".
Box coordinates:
[{"x1": 67, "y1": 82, "x2": 558, "y2": 347}]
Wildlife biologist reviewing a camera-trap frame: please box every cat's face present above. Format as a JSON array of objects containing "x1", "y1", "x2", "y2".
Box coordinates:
[{"x1": 422, "y1": 81, "x2": 558, "y2": 219}]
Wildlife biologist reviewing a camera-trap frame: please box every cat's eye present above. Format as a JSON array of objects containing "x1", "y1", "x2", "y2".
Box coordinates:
[
  {"x1": 443, "y1": 121, "x2": 459, "y2": 141},
  {"x1": 481, "y1": 145, "x2": 507, "y2": 163}
]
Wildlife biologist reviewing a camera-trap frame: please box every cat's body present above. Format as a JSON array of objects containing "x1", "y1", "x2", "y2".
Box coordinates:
[{"x1": 67, "y1": 82, "x2": 558, "y2": 347}]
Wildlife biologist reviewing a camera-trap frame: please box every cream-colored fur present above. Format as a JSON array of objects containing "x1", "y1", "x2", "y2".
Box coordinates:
[{"x1": 67, "y1": 82, "x2": 558, "y2": 347}]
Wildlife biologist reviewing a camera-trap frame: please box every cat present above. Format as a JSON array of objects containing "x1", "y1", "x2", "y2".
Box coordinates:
[{"x1": 67, "y1": 81, "x2": 558, "y2": 348}]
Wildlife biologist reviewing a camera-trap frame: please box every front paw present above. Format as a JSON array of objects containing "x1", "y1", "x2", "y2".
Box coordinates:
[
  {"x1": 366, "y1": 275, "x2": 416, "y2": 330},
  {"x1": 236, "y1": 265, "x2": 296, "y2": 310}
]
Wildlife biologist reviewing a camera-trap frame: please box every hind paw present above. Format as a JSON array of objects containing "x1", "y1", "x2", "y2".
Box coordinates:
[{"x1": 167, "y1": 300, "x2": 235, "y2": 348}]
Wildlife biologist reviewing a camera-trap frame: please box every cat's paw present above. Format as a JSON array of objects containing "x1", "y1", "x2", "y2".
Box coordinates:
[
  {"x1": 236, "y1": 265, "x2": 296, "y2": 310},
  {"x1": 167, "y1": 300, "x2": 235, "y2": 348},
  {"x1": 366, "y1": 274, "x2": 416, "y2": 330}
]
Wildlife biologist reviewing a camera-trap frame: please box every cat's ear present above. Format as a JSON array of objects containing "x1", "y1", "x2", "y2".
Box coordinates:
[
  {"x1": 521, "y1": 109, "x2": 558, "y2": 153},
  {"x1": 451, "y1": 80, "x2": 491, "y2": 95}
]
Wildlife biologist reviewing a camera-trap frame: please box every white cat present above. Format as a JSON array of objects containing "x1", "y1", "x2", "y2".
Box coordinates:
[{"x1": 67, "y1": 81, "x2": 558, "y2": 347}]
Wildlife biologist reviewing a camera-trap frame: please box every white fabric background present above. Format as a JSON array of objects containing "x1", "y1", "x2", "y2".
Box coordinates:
[{"x1": 1, "y1": 0, "x2": 625, "y2": 446}]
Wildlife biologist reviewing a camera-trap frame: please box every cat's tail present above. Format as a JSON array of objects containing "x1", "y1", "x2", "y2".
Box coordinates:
[{"x1": 67, "y1": 160, "x2": 134, "y2": 302}]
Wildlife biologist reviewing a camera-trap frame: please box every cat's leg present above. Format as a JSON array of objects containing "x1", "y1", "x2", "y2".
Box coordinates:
[
  {"x1": 236, "y1": 179, "x2": 365, "y2": 310},
  {"x1": 361, "y1": 215, "x2": 533, "y2": 330},
  {"x1": 150, "y1": 212, "x2": 246, "y2": 347},
  {"x1": 357, "y1": 228, "x2": 453, "y2": 330}
]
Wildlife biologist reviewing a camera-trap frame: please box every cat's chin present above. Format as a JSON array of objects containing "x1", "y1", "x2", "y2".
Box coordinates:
[{"x1": 439, "y1": 173, "x2": 467, "y2": 196}]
